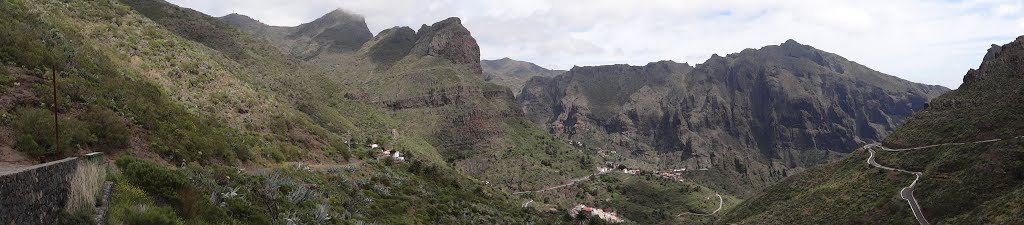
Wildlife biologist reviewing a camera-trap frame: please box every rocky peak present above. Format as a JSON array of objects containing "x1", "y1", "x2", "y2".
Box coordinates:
[
  {"x1": 781, "y1": 39, "x2": 802, "y2": 47},
  {"x1": 962, "y1": 35, "x2": 1024, "y2": 87},
  {"x1": 289, "y1": 8, "x2": 373, "y2": 54},
  {"x1": 410, "y1": 17, "x2": 482, "y2": 76}
]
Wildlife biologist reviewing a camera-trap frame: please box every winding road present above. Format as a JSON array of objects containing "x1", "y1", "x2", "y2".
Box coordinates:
[
  {"x1": 677, "y1": 193, "x2": 723, "y2": 216},
  {"x1": 866, "y1": 144, "x2": 928, "y2": 225},
  {"x1": 864, "y1": 136, "x2": 1022, "y2": 225}
]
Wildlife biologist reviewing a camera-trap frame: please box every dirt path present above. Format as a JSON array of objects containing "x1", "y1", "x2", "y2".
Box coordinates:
[{"x1": 512, "y1": 170, "x2": 613, "y2": 194}]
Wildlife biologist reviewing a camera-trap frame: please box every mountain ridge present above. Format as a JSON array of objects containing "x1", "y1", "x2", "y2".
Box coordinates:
[
  {"x1": 481, "y1": 57, "x2": 565, "y2": 95},
  {"x1": 518, "y1": 39, "x2": 949, "y2": 196},
  {"x1": 719, "y1": 35, "x2": 1024, "y2": 224}
]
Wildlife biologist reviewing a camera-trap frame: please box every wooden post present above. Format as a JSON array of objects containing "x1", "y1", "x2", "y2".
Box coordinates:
[{"x1": 52, "y1": 67, "x2": 59, "y2": 155}]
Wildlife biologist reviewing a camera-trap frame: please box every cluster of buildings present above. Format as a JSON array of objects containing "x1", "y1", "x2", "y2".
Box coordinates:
[
  {"x1": 598, "y1": 165, "x2": 640, "y2": 175},
  {"x1": 654, "y1": 168, "x2": 709, "y2": 180},
  {"x1": 569, "y1": 204, "x2": 623, "y2": 223},
  {"x1": 371, "y1": 144, "x2": 405, "y2": 162},
  {"x1": 654, "y1": 168, "x2": 688, "y2": 179}
]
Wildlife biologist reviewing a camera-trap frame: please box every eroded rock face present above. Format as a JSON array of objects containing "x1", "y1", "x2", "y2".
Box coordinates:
[
  {"x1": 361, "y1": 26, "x2": 417, "y2": 64},
  {"x1": 411, "y1": 17, "x2": 483, "y2": 76},
  {"x1": 519, "y1": 41, "x2": 949, "y2": 195}
]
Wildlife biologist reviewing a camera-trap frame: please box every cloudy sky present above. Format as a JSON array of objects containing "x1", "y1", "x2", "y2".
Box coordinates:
[{"x1": 168, "y1": 0, "x2": 1024, "y2": 88}]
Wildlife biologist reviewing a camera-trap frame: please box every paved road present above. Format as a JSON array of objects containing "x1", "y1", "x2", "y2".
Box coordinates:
[
  {"x1": 865, "y1": 136, "x2": 1023, "y2": 224},
  {"x1": 865, "y1": 145, "x2": 929, "y2": 225},
  {"x1": 678, "y1": 193, "x2": 723, "y2": 216},
  {"x1": 901, "y1": 186, "x2": 928, "y2": 225}
]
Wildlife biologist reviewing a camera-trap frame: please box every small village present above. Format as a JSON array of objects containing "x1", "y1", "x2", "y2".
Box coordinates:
[
  {"x1": 370, "y1": 143, "x2": 405, "y2": 162},
  {"x1": 569, "y1": 204, "x2": 624, "y2": 223}
]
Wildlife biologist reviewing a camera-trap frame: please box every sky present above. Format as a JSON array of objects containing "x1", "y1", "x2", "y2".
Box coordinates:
[{"x1": 167, "y1": 0, "x2": 1024, "y2": 89}]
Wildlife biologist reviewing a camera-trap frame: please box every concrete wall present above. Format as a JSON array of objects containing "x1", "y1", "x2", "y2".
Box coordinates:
[{"x1": 0, "y1": 157, "x2": 79, "y2": 225}]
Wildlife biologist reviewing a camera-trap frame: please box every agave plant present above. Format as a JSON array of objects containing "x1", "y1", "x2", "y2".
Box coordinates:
[{"x1": 313, "y1": 203, "x2": 331, "y2": 223}]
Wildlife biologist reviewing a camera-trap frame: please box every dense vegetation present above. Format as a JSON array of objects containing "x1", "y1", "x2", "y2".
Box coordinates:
[{"x1": 107, "y1": 155, "x2": 574, "y2": 224}]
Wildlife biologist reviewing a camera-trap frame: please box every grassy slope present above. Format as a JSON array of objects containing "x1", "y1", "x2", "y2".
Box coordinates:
[
  {"x1": 0, "y1": 0, "x2": 577, "y2": 223},
  {"x1": 0, "y1": 0, "x2": 733, "y2": 223}
]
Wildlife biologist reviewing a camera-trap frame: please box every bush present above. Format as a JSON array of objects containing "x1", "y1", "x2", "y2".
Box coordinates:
[
  {"x1": 115, "y1": 157, "x2": 186, "y2": 204},
  {"x1": 12, "y1": 107, "x2": 95, "y2": 158},
  {"x1": 84, "y1": 107, "x2": 131, "y2": 152},
  {"x1": 224, "y1": 198, "x2": 272, "y2": 225},
  {"x1": 58, "y1": 210, "x2": 95, "y2": 225},
  {"x1": 331, "y1": 139, "x2": 351, "y2": 161},
  {"x1": 123, "y1": 206, "x2": 183, "y2": 225}
]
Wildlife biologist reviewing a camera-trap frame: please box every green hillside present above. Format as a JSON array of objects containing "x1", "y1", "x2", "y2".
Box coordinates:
[{"x1": 0, "y1": 0, "x2": 728, "y2": 224}]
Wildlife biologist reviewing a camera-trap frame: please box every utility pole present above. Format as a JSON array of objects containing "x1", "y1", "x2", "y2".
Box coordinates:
[{"x1": 52, "y1": 66, "x2": 59, "y2": 155}]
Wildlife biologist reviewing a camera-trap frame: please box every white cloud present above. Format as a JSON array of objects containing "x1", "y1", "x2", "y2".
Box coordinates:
[{"x1": 166, "y1": 0, "x2": 1024, "y2": 89}]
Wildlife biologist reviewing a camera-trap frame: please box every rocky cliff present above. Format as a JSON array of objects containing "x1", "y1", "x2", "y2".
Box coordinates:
[
  {"x1": 409, "y1": 17, "x2": 483, "y2": 76},
  {"x1": 518, "y1": 41, "x2": 949, "y2": 194}
]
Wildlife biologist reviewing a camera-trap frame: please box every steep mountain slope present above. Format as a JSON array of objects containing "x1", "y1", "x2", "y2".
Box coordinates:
[
  {"x1": 482, "y1": 57, "x2": 565, "y2": 95},
  {"x1": 0, "y1": 0, "x2": 591, "y2": 223},
  {"x1": 219, "y1": 9, "x2": 372, "y2": 59},
  {"x1": 719, "y1": 36, "x2": 1024, "y2": 224},
  {"x1": 519, "y1": 41, "x2": 949, "y2": 195},
  {"x1": 116, "y1": 1, "x2": 737, "y2": 223},
  {"x1": 217, "y1": 11, "x2": 621, "y2": 197}
]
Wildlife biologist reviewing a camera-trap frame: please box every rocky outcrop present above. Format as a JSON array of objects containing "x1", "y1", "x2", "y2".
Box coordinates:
[
  {"x1": 519, "y1": 41, "x2": 949, "y2": 195},
  {"x1": 962, "y1": 37, "x2": 1023, "y2": 87},
  {"x1": 410, "y1": 17, "x2": 482, "y2": 76}
]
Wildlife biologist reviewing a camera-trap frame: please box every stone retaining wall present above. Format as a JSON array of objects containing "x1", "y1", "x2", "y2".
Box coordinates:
[{"x1": 0, "y1": 157, "x2": 79, "y2": 225}]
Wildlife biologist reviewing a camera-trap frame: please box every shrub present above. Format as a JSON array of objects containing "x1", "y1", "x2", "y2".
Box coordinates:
[
  {"x1": 331, "y1": 139, "x2": 351, "y2": 161},
  {"x1": 58, "y1": 210, "x2": 95, "y2": 225},
  {"x1": 84, "y1": 107, "x2": 131, "y2": 152},
  {"x1": 123, "y1": 205, "x2": 182, "y2": 225},
  {"x1": 115, "y1": 157, "x2": 186, "y2": 204},
  {"x1": 224, "y1": 198, "x2": 272, "y2": 225},
  {"x1": 12, "y1": 107, "x2": 95, "y2": 158}
]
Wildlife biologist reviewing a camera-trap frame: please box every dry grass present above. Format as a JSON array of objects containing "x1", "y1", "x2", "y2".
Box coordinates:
[{"x1": 66, "y1": 159, "x2": 108, "y2": 214}]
